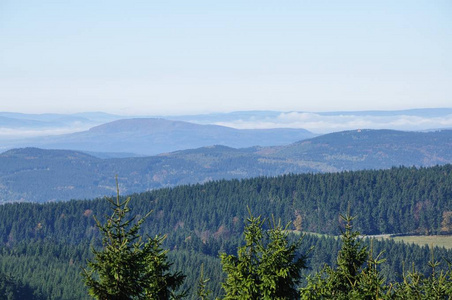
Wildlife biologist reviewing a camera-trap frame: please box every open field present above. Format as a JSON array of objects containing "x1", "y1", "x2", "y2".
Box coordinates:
[
  {"x1": 289, "y1": 230, "x2": 336, "y2": 239},
  {"x1": 390, "y1": 235, "x2": 452, "y2": 250},
  {"x1": 297, "y1": 231, "x2": 452, "y2": 250},
  {"x1": 367, "y1": 235, "x2": 452, "y2": 250}
]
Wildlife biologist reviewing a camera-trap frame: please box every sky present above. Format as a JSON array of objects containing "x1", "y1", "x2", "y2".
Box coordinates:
[{"x1": 0, "y1": 0, "x2": 451, "y2": 115}]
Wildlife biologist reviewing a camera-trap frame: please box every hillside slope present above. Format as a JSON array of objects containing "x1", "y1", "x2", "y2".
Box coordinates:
[
  {"x1": 1, "y1": 129, "x2": 451, "y2": 203},
  {"x1": 1, "y1": 165, "x2": 452, "y2": 298},
  {"x1": 267, "y1": 129, "x2": 452, "y2": 170},
  {"x1": 4, "y1": 118, "x2": 315, "y2": 156}
]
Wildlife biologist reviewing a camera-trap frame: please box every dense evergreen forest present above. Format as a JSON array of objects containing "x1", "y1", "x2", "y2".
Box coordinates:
[
  {"x1": 0, "y1": 165, "x2": 451, "y2": 298},
  {"x1": 0, "y1": 271, "x2": 41, "y2": 299}
]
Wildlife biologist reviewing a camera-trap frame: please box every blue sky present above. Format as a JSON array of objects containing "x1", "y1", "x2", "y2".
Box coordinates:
[{"x1": 1, "y1": 0, "x2": 451, "y2": 115}]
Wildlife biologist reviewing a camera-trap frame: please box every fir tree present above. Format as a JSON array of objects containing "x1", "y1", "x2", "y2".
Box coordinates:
[
  {"x1": 220, "y1": 212, "x2": 307, "y2": 299},
  {"x1": 392, "y1": 250, "x2": 452, "y2": 299},
  {"x1": 82, "y1": 178, "x2": 185, "y2": 299},
  {"x1": 196, "y1": 264, "x2": 211, "y2": 300},
  {"x1": 300, "y1": 213, "x2": 388, "y2": 299}
]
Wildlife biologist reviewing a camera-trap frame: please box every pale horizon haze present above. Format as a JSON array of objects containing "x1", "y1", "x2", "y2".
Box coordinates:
[{"x1": 1, "y1": 0, "x2": 451, "y2": 115}]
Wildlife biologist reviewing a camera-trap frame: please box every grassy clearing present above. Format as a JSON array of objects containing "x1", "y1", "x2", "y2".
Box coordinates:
[
  {"x1": 291, "y1": 230, "x2": 452, "y2": 250},
  {"x1": 368, "y1": 235, "x2": 452, "y2": 250},
  {"x1": 288, "y1": 230, "x2": 336, "y2": 239},
  {"x1": 391, "y1": 235, "x2": 452, "y2": 250}
]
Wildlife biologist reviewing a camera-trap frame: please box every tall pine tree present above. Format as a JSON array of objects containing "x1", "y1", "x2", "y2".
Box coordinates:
[
  {"x1": 220, "y1": 213, "x2": 307, "y2": 299},
  {"x1": 82, "y1": 178, "x2": 185, "y2": 299}
]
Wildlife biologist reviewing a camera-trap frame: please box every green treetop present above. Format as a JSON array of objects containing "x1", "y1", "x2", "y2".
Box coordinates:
[
  {"x1": 301, "y1": 213, "x2": 388, "y2": 300},
  {"x1": 220, "y1": 212, "x2": 308, "y2": 300},
  {"x1": 82, "y1": 178, "x2": 185, "y2": 300}
]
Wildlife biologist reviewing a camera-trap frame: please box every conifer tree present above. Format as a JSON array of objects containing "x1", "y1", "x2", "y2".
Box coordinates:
[
  {"x1": 300, "y1": 213, "x2": 388, "y2": 299},
  {"x1": 392, "y1": 250, "x2": 452, "y2": 299},
  {"x1": 220, "y1": 213, "x2": 307, "y2": 299},
  {"x1": 196, "y1": 264, "x2": 211, "y2": 300},
  {"x1": 332, "y1": 214, "x2": 368, "y2": 294},
  {"x1": 82, "y1": 178, "x2": 185, "y2": 300}
]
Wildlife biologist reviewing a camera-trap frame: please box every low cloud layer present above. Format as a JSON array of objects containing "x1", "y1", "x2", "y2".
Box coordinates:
[
  {"x1": 214, "y1": 112, "x2": 452, "y2": 133},
  {"x1": 1, "y1": 111, "x2": 451, "y2": 142},
  {"x1": 0, "y1": 126, "x2": 92, "y2": 139}
]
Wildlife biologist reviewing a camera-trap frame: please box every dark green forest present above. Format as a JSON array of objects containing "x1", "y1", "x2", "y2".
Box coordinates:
[{"x1": 0, "y1": 165, "x2": 451, "y2": 298}]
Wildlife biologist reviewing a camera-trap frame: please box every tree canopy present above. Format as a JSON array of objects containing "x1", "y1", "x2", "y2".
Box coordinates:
[
  {"x1": 221, "y1": 212, "x2": 308, "y2": 299},
  {"x1": 82, "y1": 179, "x2": 185, "y2": 299}
]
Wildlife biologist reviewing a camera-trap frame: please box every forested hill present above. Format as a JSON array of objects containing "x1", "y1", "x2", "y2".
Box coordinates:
[
  {"x1": 1, "y1": 165, "x2": 451, "y2": 245},
  {"x1": 1, "y1": 165, "x2": 452, "y2": 299},
  {"x1": 267, "y1": 129, "x2": 452, "y2": 169},
  {"x1": 1, "y1": 129, "x2": 452, "y2": 203}
]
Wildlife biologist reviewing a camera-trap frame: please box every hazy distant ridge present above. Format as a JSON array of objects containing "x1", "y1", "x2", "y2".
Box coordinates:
[
  {"x1": 2, "y1": 118, "x2": 315, "y2": 156},
  {"x1": 1, "y1": 129, "x2": 452, "y2": 203}
]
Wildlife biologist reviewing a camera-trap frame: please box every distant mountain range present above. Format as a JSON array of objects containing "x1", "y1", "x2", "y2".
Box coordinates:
[
  {"x1": 165, "y1": 108, "x2": 452, "y2": 123},
  {"x1": 1, "y1": 129, "x2": 451, "y2": 203},
  {"x1": 0, "y1": 111, "x2": 121, "y2": 132},
  {"x1": 1, "y1": 107, "x2": 451, "y2": 142},
  {"x1": 2, "y1": 118, "x2": 315, "y2": 156}
]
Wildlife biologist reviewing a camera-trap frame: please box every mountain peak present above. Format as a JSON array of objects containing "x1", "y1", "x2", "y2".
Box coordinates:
[{"x1": 88, "y1": 118, "x2": 206, "y2": 134}]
